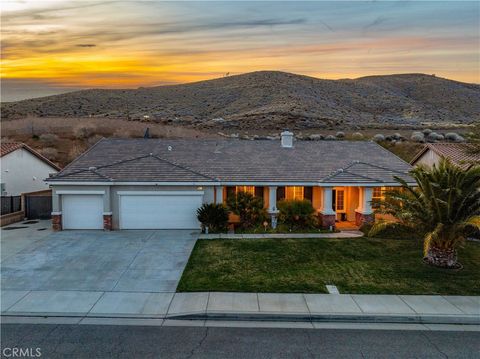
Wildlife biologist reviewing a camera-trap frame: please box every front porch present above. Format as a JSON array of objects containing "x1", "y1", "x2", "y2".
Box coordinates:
[{"x1": 214, "y1": 185, "x2": 379, "y2": 229}]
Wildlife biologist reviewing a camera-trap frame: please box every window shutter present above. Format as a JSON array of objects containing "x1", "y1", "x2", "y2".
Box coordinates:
[
  {"x1": 304, "y1": 186, "x2": 313, "y2": 202},
  {"x1": 254, "y1": 186, "x2": 264, "y2": 198},
  {"x1": 276, "y1": 186, "x2": 285, "y2": 201}
]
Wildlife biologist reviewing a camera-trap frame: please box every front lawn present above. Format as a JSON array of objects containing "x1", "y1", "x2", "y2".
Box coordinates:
[{"x1": 178, "y1": 237, "x2": 480, "y2": 295}]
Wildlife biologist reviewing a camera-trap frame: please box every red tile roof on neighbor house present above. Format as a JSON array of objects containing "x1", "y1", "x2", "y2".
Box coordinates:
[
  {"x1": 0, "y1": 142, "x2": 61, "y2": 171},
  {"x1": 411, "y1": 143, "x2": 480, "y2": 168}
]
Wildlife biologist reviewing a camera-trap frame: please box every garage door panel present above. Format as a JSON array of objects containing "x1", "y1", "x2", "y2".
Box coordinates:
[
  {"x1": 119, "y1": 194, "x2": 202, "y2": 229},
  {"x1": 62, "y1": 194, "x2": 103, "y2": 229}
]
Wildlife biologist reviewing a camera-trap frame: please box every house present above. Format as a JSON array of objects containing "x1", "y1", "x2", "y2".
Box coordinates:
[
  {"x1": 1, "y1": 142, "x2": 60, "y2": 196},
  {"x1": 46, "y1": 132, "x2": 414, "y2": 231},
  {"x1": 410, "y1": 143, "x2": 479, "y2": 169}
]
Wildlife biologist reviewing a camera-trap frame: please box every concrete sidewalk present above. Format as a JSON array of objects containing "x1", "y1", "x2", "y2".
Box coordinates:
[
  {"x1": 2, "y1": 291, "x2": 478, "y2": 326},
  {"x1": 199, "y1": 230, "x2": 363, "y2": 239}
]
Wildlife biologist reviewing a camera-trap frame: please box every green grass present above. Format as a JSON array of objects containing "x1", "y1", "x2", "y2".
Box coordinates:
[{"x1": 178, "y1": 237, "x2": 480, "y2": 295}]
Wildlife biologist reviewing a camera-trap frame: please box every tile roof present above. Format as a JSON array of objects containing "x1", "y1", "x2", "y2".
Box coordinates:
[
  {"x1": 1, "y1": 141, "x2": 61, "y2": 170},
  {"x1": 50, "y1": 138, "x2": 414, "y2": 184},
  {"x1": 1, "y1": 142, "x2": 24, "y2": 157},
  {"x1": 411, "y1": 143, "x2": 480, "y2": 169}
]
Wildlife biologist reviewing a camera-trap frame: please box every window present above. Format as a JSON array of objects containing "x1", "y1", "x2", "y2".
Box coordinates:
[
  {"x1": 336, "y1": 190, "x2": 345, "y2": 211},
  {"x1": 372, "y1": 187, "x2": 382, "y2": 200},
  {"x1": 235, "y1": 186, "x2": 255, "y2": 195},
  {"x1": 285, "y1": 186, "x2": 304, "y2": 200}
]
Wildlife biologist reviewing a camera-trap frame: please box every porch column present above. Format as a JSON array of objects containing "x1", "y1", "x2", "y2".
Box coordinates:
[
  {"x1": 319, "y1": 187, "x2": 336, "y2": 229},
  {"x1": 355, "y1": 187, "x2": 374, "y2": 226},
  {"x1": 51, "y1": 189, "x2": 62, "y2": 231},
  {"x1": 215, "y1": 186, "x2": 223, "y2": 204},
  {"x1": 268, "y1": 186, "x2": 279, "y2": 228},
  {"x1": 103, "y1": 187, "x2": 112, "y2": 231}
]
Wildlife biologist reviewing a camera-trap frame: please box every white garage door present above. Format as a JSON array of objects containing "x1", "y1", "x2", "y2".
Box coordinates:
[
  {"x1": 62, "y1": 194, "x2": 103, "y2": 229},
  {"x1": 119, "y1": 192, "x2": 203, "y2": 229}
]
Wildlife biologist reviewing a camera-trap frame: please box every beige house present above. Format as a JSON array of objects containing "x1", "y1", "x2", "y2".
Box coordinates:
[
  {"x1": 47, "y1": 132, "x2": 414, "y2": 231},
  {"x1": 411, "y1": 143, "x2": 479, "y2": 169}
]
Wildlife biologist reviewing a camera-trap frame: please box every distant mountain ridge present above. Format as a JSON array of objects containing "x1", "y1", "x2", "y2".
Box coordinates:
[{"x1": 2, "y1": 71, "x2": 479, "y2": 130}]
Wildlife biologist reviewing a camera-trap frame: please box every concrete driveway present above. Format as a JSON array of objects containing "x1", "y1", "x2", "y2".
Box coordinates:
[{"x1": 1, "y1": 220, "x2": 199, "y2": 317}]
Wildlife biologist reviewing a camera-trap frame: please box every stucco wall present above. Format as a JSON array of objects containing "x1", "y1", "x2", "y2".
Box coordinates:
[
  {"x1": 1, "y1": 149, "x2": 58, "y2": 196},
  {"x1": 414, "y1": 149, "x2": 441, "y2": 167}
]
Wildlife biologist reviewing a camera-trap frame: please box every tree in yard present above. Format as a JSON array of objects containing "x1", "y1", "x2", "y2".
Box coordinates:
[{"x1": 370, "y1": 159, "x2": 480, "y2": 269}]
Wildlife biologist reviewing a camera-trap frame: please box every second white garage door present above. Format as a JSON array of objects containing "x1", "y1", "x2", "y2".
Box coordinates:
[{"x1": 119, "y1": 192, "x2": 203, "y2": 229}]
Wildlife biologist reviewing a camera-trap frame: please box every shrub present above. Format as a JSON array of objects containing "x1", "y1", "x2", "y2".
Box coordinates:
[
  {"x1": 411, "y1": 133, "x2": 424, "y2": 143},
  {"x1": 335, "y1": 131, "x2": 345, "y2": 138},
  {"x1": 277, "y1": 199, "x2": 316, "y2": 230},
  {"x1": 227, "y1": 191, "x2": 267, "y2": 229},
  {"x1": 373, "y1": 134, "x2": 385, "y2": 142},
  {"x1": 422, "y1": 128, "x2": 432, "y2": 135},
  {"x1": 324, "y1": 135, "x2": 336, "y2": 141},
  {"x1": 39, "y1": 133, "x2": 58, "y2": 146},
  {"x1": 197, "y1": 203, "x2": 229, "y2": 233},
  {"x1": 74, "y1": 125, "x2": 96, "y2": 139},
  {"x1": 426, "y1": 132, "x2": 439, "y2": 142},
  {"x1": 40, "y1": 147, "x2": 58, "y2": 160},
  {"x1": 445, "y1": 132, "x2": 460, "y2": 142},
  {"x1": 352, "y1": 132, "x2": 364, "y2": 140}
]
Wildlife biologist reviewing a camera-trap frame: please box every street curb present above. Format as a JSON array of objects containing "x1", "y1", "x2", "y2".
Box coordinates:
[{"x1": 166, "y1": 313, "x2": 480, "y2": 325}]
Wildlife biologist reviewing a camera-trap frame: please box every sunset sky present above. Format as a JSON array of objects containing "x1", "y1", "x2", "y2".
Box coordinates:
[{"x1": 1, "y1": 0, "x2": 479, "y2": 101}]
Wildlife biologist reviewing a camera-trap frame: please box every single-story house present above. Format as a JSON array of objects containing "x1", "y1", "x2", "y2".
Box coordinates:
[
  {"x1": 46, "y1": 132, "x2": 414, "y2": 231},
  {"x1": 411, "y1": 143, "x2": 479, "y2": 169},
  {"x1": 1, "y1": 142, "x2": 60, "y2": 196}
]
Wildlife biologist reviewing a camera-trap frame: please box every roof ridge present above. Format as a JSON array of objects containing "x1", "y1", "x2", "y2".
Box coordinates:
[
  {"x1": 356, "y1": 160, "x2": 410, "y2": 176},
  {"x1": 59, "y1": 137, "x2": 106, "y2": 173},
  {"x1": 342, "y1": 168, "x2": 382, "y2": 182},
  {"x1": 321, "y1": 161, "x2": 358, "y2": 181},
  {"x1": 90, "y1": 168, "x2": 114, "y2": 181},
  {"x1": 52, "y1": 154, "x2": 152, "y2": 179},
  {"x1": 151, "y1": 154, "x2": 215, "y2": 180}
]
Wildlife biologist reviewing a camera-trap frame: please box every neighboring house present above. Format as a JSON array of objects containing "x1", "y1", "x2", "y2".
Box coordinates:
[
  {"x1": 47, "y1": 132, "x2": 414, "y2": 231},
  {"x1": 1, "y1": 142, "x2": 60, "y2": 196},
  {"x1": 410, "y1": 143, "x2": 479, "y2": 169}
]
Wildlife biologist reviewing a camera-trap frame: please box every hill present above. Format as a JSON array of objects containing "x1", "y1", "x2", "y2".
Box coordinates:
[{"x1": 2, "y1": 71, "x2": 479, "y2": 130}]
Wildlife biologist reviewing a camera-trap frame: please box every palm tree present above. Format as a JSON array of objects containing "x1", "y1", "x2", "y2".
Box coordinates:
[{"x1": 370, "y1": 159, "x2": 480, "y2": 269}]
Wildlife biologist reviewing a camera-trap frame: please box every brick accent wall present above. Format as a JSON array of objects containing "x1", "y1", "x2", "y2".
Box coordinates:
[
  {"x1": 355, "y1": 212, "x2": 374, "y2": 227},
  {"x1": 319, "y1": 213, "x2": 336, "y2": 229},
  {"x1": 103, "y1": 214, "x2": 113, "y2": 231},
  {"x1": 52, "y1": 214, "x2": 62, "y2": 231}
]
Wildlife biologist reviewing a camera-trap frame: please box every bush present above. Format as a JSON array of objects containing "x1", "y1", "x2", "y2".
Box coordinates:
[
  {"x1": 324, "y1": 135, "x2": 336, "y2": 141},
  {"x1": 40, "y1": 147, "x2": 58, "y2": 160},
  {"x1": 227, "y1": 191, "x2": 267, "y2": 229},
  {"x1": 277, "y1": 199, "x2": 316, "y2": 230},
  {"x1": 422, "y1": 128, "x2": 432, "y2": 136},
  {"x1": 411, "y1": 132, "x2": 424, "y2": 143},
  {"x1": 39, "y1": 133, "x2": 58, "y2": 146},
  {"x1": 197, "y1": 203, "x2": 229, "y2": 233},
  {"x1": 352, "y1": 132, "x2": 364, "y2": 140},
  {"x1": 373, "y1": 134, "x2": 385, "y2": 142},
  {"x1": 74, "y1": 125, "x2": 96, "y2": 139},
  {"x1": 445, "y1": 132, "x2": 461, "y2": 142},
  {"x1": 335, "y1": 131, "x2": 345, "y2": 138}
]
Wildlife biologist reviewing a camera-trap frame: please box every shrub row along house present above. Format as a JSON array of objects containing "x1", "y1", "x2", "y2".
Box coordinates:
[{"x1": 46, "y1": 132, "x2": 414, "y2": 230}]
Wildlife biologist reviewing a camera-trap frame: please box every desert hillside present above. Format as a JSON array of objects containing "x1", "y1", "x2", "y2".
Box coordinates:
[{"x1": 2, "y1": 71, "x2": 479, "y2": 130}]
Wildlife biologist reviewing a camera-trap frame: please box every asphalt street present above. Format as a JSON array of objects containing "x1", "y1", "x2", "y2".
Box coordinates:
[{"x1": 1, "y1": 324, "x2": 479, "y2": 358}]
